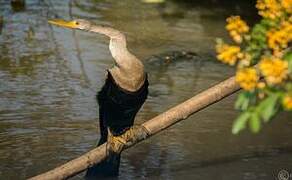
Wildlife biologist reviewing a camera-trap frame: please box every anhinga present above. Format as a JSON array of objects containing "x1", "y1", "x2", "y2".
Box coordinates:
[{"x1": 48, "y1": 19, "x2": 149, "y2": 178}]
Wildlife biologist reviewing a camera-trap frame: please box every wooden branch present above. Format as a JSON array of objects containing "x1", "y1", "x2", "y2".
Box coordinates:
[{"x1": 29, "y1": 76, "x2": 240, "y2": 180}]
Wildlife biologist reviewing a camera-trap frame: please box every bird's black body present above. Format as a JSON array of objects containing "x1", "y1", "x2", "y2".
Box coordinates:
[
  {"x1": 85, "y1": 71, "x2": 148, "y2": 178},
  {"x1": 98, "y1": 71, "x2": 148, "y2": 138}
]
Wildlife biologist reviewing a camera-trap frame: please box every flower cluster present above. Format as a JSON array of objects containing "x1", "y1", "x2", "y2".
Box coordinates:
[
  {"x1": 216, "y1": 43, "x2": 241, "y2": 65},
  {"x1": 281, "y1": 0, "x2": 292, "y2": 14},
  {"x1": 215, "y1": 0, "x2": 292, "y2": 133},
  {"x1": 236, "y1": 68, "x2": 259, "y2": 91},
  {"x1": 226, "y1": 16, "x2": 249, "y2": 43},
  {"x1": 283, "y1": 94, "x2": 292, "y2": 110},
  {"x1": 256, "y1": 0, "x2": 283, "y2": 19},
  {"x1": 256, "y1": 0, "x2": 292, "y2": 19},
  {"x1": 259, "y1": 57, "x2": 289, "y2": 85},
  {"x1": 267, "y1": 20, "x2": 292, "y2": 56}
]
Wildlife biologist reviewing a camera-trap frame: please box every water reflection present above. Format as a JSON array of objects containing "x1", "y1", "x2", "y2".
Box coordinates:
[
  {"x1": 0, "y1": 0, "x2": 291, "y2": 180},
  {"x1": 11, "y1": 0, "x2": 26, "y2": 12},
  {"x1": 0, "y1": 16, "x2": 3, "y2": 34}
]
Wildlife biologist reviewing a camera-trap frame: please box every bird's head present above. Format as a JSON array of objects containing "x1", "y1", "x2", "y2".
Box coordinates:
[{"x1": 48, "y1": 19, "x2": 92, "y2": 31}]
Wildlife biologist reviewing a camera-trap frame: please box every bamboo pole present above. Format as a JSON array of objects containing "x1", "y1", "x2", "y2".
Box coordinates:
[{"x1": 29, "y1": 76, "x2": 240, "y2": 180}]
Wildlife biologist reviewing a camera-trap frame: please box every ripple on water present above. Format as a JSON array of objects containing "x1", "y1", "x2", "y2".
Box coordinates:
[{"x1": 0, "y1": 0, "x2": 292, "y2": 180}]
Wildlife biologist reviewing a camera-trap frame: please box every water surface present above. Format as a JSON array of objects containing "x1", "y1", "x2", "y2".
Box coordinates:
[{"x1": 0, "y1": 0, "x2": 291, "y2": 179}]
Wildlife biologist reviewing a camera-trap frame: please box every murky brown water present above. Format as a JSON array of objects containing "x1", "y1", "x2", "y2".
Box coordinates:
[{"x1": 0, "y1": 0, "x2": 291, "y2": 179}]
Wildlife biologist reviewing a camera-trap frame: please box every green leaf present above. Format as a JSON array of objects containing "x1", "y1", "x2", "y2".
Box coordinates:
[
  {"x1": 249, "y1": 112, "x2": 261, "y2": 133},
  {"x1": 284, "y1": 52, "x2": 292, "y2": 61},
  {"x1": 283, "y1": 52, "x2": 292, "y2": 73},
  {"x1": 235, "y1": 93, "x2": 248, "y2": 110},
  {"x1": 285, "y1": 82, "x2": 292, "y2": 91},
  {"x1": 235, "y1": 92, "x2": 252, "y2": 110},
  {"x1": 261, "y1": 19, "x2": 277, "y2": 28},
  {"x1": 257, "y1": 94, "x2": 279, "y2": 122},
  {"x1": 232, "y1": 112, "x2": 251, "y2": 134}
]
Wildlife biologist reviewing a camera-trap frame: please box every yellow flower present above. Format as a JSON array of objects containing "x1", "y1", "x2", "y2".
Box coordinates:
[
  {"x1": 226, "y1": 16, "x2": 249, "y2": 43},
  {"x1": 257, "y1": 82, "x2": 266, "y2": 89},
  {"x1": 236, "y1": 67, "x2": 259, "y2": 91},
  {"x1": 237, "y1": 52, "x2": 252, "y2": 67},
  {"x1": 267, "y1": 20, "x2": 292, "y2": 55},
  {"x1": 259, "y1": 57, "x2": 289, "y2": 85},
  {"x1": 282, "y1": 94, "x2": 292, "y2": 110},
  {"x1": 281, "y1": 0, "x2": 292, "y2": 13},
  {"x1": 216, "y1": 43, "x2": 241, "y2": 66},
  {"x1": 256, "y1": 0, "x2": 283, "y2": 19}
]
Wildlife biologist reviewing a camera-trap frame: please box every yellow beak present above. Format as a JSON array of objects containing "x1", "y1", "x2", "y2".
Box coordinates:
[{"x1": 48, "y1": 19, "x2": 78, "y2": 29}]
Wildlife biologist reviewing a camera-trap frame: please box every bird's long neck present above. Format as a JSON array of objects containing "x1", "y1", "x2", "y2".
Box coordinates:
[
  {"x1": 89, "y1": 25, "x2": 123, "y2": 38},
  {"x1": 89, "y1": 25, "x2": 141, "y2": 70},
  {"x1": 88, "y1": 25, "x2": 145, "y2": 91}
]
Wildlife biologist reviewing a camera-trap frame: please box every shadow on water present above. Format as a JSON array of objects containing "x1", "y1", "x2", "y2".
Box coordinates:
[
  {"x1": 0, "y1": 0, "x2": 291, "y2": 180},
  {"x1": 0, "y1": 16, "x2": 3, "y2": 34},
  {"x1": 11, "y1": 0, "x2": 26, "y2": 12}
]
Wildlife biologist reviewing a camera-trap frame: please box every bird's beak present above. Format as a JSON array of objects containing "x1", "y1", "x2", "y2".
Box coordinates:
[{"x1": 48, "y1": 19, "x2": 78, "y2": 29}]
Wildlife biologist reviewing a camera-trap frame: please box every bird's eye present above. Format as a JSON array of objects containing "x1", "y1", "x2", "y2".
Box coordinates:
[{"x1": 75, "y1": 22, "x2": 79, "y2": 25}]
